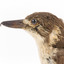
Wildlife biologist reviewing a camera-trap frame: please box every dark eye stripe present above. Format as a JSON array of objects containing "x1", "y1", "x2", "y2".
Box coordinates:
[{"x1": 31, "y1": 19, "x2": 37, "y2": 24}]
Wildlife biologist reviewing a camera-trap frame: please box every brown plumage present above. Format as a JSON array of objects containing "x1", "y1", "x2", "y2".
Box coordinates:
[{"x1": 1, "y1": 12, "x2": 64, "y2": 64}]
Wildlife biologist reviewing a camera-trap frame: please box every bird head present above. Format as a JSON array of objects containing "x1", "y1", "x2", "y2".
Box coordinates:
[{"x1": 1, "y1": 12, "x2": 61, "y2": 38}]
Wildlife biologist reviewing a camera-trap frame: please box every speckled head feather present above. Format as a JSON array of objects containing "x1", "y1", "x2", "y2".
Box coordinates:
[
  {"x1": 26, "y1": 12, "x2": 64, "y2": 31},
  {"x1": 1, "y1": 12, "x2": 64, "y2": 64}
]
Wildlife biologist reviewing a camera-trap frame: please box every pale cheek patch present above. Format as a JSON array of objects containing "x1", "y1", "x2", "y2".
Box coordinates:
[
  {"x1": 49, "y1": 26, "x2": 61, "y2": 45},
  {"x1": 23, "y1": 19, "x2": 30, "y2": 25}
]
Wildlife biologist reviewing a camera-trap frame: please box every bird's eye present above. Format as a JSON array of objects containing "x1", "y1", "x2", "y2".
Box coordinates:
[{"x1": 31, "y1": 19, "x2": 37, "y2": 24}]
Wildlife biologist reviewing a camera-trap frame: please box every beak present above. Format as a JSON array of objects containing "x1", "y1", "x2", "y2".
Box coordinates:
[{"x1": 1, "y1": 19, "x2": 27, "y2": 28}]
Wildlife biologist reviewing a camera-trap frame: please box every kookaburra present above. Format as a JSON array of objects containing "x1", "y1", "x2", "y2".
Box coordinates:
[{"x1": 1, "y1": 12, "x2": 64, "y2": 64}]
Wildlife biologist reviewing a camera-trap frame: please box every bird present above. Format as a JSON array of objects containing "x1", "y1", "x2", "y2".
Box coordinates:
[{"x1": 1, "y1": 12, "x2": 64, "y2": 64}]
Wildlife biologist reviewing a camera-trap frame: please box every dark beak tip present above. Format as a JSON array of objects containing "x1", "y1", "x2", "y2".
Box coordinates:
[
  {"x1": 1, "y1": 21, "x2": 11, "y2": 27},
  {"x1": 1, "y1": 22, "x2": 6, "y2": 26},
  {"x1": 0, "y1": 22, "x2": 5, "y2": 27},
  {"x1": 1, "y1": 21, "x2": 12, "y2": 26},
  {"x1": 1, "y1": 22, "x2": 4, "y2": 25},
  {"x1": 0, "y1": 22, "x2": 4, "y2": 26}
]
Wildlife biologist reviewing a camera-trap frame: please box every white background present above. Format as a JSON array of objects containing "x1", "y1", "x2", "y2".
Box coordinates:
[{"x1": 0, "y1": 0, "x2": 64, "y2": 64}]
